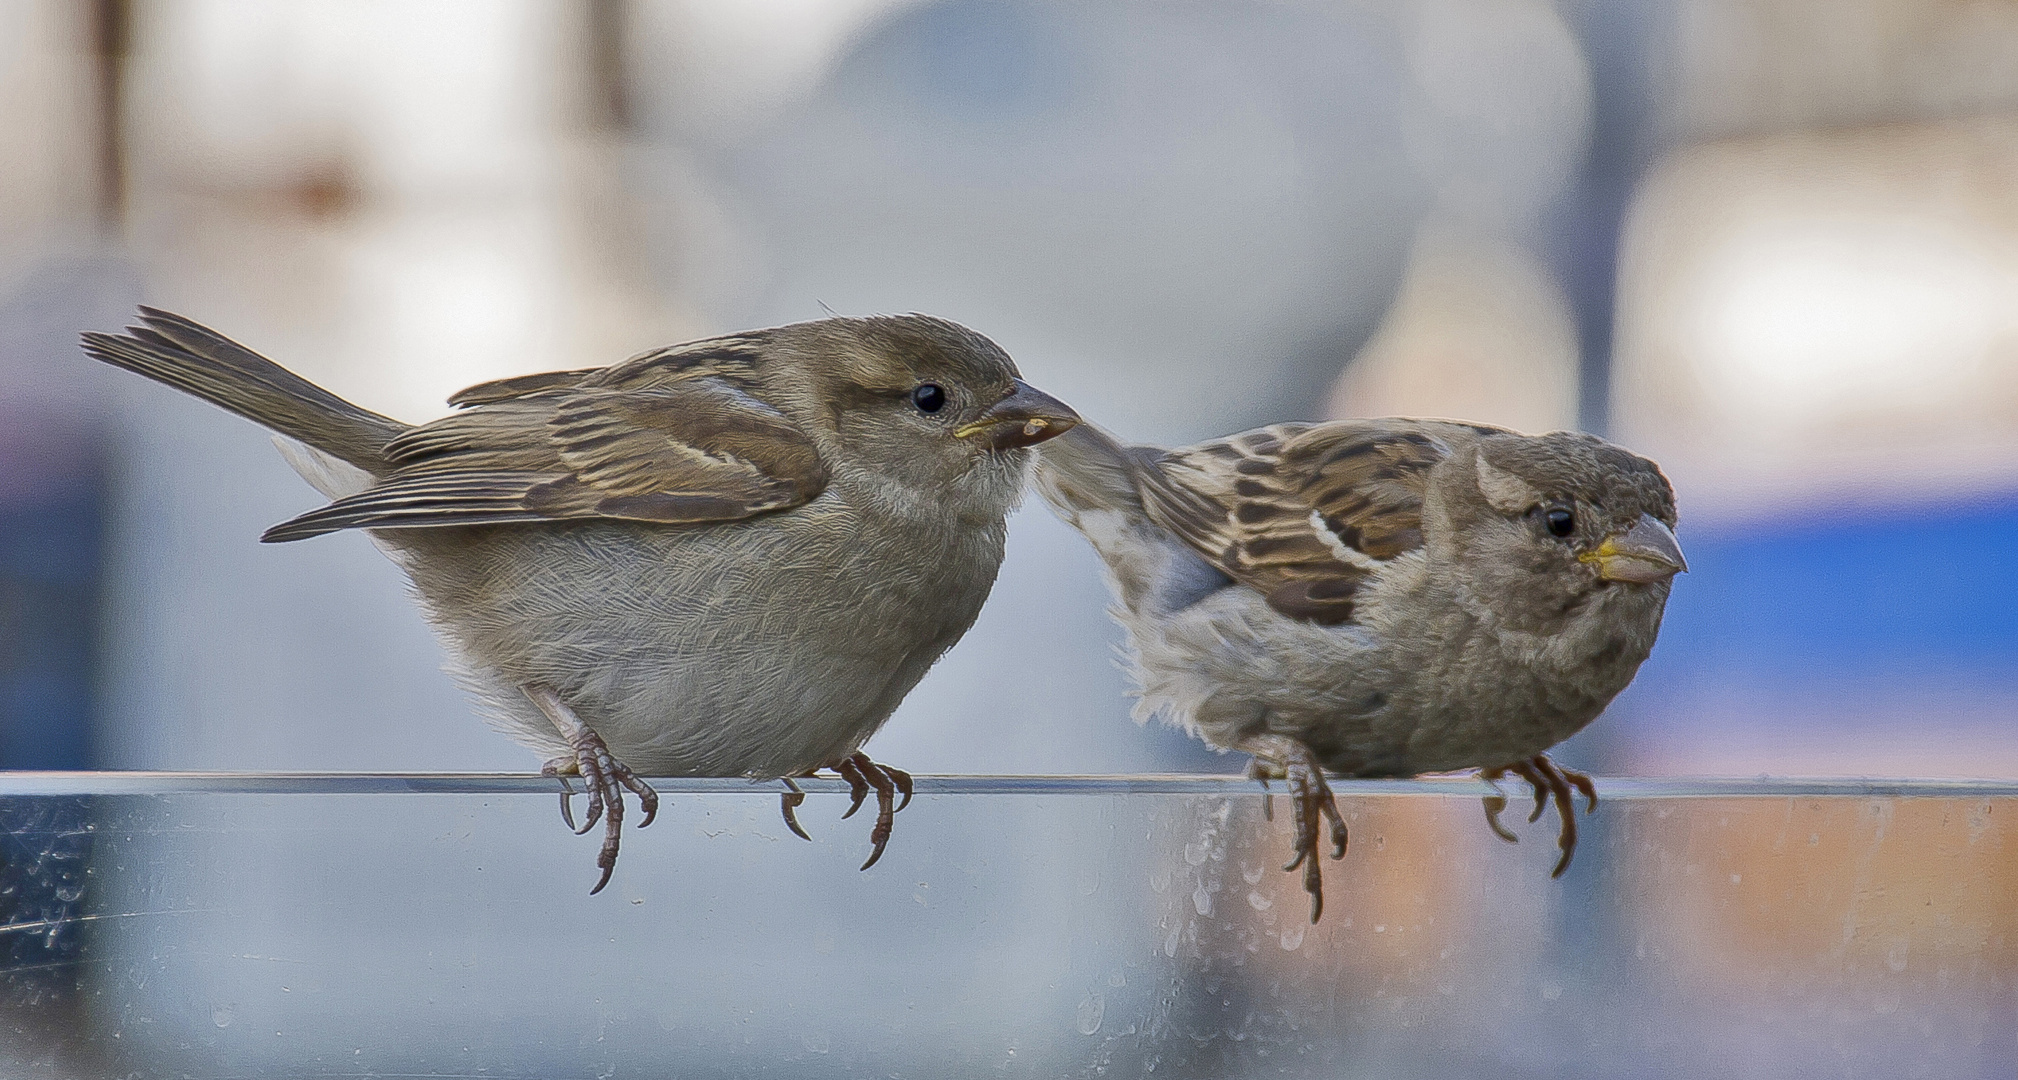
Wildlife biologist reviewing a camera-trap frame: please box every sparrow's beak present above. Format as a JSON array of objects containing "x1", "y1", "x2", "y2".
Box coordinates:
[
  {"x1": 954, "y1": 378, "x2": 1080, "y2": 451},
  {"x1": 1580, "y1": 514, "x2": 1688, "y2": 584}
]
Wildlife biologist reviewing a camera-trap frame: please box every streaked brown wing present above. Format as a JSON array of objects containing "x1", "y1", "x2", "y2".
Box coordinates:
[
  {"x1": 263, "y1": 366, "x2": 828, "y2": 541},
  {"x1": 1139, "y1": 420, "x2": 1482, "y2": 624}
]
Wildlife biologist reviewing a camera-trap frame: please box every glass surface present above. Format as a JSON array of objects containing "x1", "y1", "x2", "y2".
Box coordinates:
[{"x1": 0, "y1": 774, "x2": 2012, "y2": 1078}]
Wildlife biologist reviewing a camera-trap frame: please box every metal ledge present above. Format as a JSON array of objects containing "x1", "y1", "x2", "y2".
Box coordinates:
[{"x1": 0, "y1": 771, "x2": 2011, "y2": 797}]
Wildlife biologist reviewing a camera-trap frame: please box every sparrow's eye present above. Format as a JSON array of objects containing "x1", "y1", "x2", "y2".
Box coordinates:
[
  {"x1": 911, "y1": 384, "x2": 947, "y2": 413},
  {"x1": 1544, "y1": 507, "x2": 1575, "y2": 538}
]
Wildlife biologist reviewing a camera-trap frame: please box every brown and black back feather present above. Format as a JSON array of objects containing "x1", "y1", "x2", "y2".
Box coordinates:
[{"x1": 1138, "y1": 420, "x2": 1505, "y2": 624}]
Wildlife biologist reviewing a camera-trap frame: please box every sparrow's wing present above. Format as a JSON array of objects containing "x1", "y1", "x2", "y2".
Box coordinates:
[
  {"x1": 261, "y1": 361, "x2": 828, "y2": 541},
  {"x1": 444, "y1": 368, "x2": 600, "y2": 407},
  {"x1": 1139, "y1": 420, "x2": 1495, "y2": 624}
]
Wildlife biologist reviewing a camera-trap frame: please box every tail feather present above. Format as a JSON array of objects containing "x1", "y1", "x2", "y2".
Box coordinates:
[
  {"x1": 1036, "y1": 425, "x2": 1230, "y2": 617},
  {"x1": 81, "y1": 307, "x2": 405, "y2": 473},
  {"x1": 1033, "y1": 424, "x2": 1156, "y2": 521}
]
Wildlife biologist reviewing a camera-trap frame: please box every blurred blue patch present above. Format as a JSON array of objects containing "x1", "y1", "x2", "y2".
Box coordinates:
[
  {"x1": 1651, "y1": 493, "x2": 2018, "y2": 680},
  {"x1": 0, "y1": 468, "x2": 104, "y2": 770}
]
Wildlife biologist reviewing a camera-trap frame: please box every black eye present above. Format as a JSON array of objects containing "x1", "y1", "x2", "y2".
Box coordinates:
[
  {"x1": 1544, "y1": 507, "x2": 1575, "y2": 538},
  {"x1": 911, "y1": 384, "x2": 946, "y2": 413}
]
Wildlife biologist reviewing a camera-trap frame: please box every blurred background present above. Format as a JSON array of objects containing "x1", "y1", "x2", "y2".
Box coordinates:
[
  {"x1": 5, "y1": 0, "x2": 2017, "y2": 783},
  {"x1": 1, "y1": 0, "x2": 2016, "y2": 1074}
]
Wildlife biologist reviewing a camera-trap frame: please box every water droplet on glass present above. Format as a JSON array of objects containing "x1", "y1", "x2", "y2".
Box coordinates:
[
  {"x1": 1887, "y1": 942, "x2": 1908, "y2": 973},
  {"x1": 1150, "y1": 868, "x2": 1171, "y2": 894},
  {"x1": 1191, "y1": 883, "x2": 1213, "y2": 917},
  {"x1": 212, "y1": 1006, "x2": 235, "y2": 1029},
  {"x1": 800, "y1": 1032, "x2": 830, "y2": 1054},
  {"x1": 1279, "y1": 925, "x2": 1305, "y2": 951},
  {"x1": 1076, "y1": 993, "x2": 1106, "y2": 1035},
  {"x1": 1241, "y1": 864, "x2": 1265, "y2": 885},
  {"x1": 1163, "y1": 927, "x2": 1181, "y2": 958},
  {"x1": 1247, "y1": 891, "x2": 1272, "y2": 912},
  {"x1": 1183, "y1": 842, "x2": 1209, "y2": 867}
]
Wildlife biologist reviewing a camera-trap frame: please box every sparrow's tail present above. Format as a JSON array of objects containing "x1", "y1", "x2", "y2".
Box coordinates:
[
  {"x1": 1036, "y1": 424, "x2": 1230, "y2": 617},
  {"x1": 80, "y1": 307, "x2": 405, "y2": 475},
  {"x1": 1033, "y1": 423, "x2": 1155, "y2": 520}
]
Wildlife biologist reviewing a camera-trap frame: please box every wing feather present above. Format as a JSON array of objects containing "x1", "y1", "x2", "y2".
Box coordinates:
[
  {"x1": 262, "y1": 339, "x2": 830, "y2": 541},
  {"x1": 1138, "y1": 420, "x2": 1497, "y2": 624}
]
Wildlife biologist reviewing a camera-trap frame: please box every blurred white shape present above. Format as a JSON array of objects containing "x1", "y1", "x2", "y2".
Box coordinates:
[
  {"x1": 1615, "y1": 118, "x2": 2018, "y2": 516},
  {"x1": 1689, "y1": 211, "x2": 2013, "y2": 435},
  {"x1": 1329, "y1": 221, "x2": 1579, "y2": 432},
  {"x1": 145, "y1": 0, "x2": 559, "y2": 191},
  {"x1": 631, "y1": 0, "x2": 928, "y2": 137}
]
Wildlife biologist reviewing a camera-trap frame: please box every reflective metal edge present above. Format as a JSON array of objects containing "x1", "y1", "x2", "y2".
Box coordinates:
[{"x1": 0, "y1": 773, "x2": 2010, "y2": 798}]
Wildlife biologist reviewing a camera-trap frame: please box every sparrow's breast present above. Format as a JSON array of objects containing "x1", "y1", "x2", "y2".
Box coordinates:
[{"x1": 386, "y1": 489, "x2": 1008, "y2": 776}]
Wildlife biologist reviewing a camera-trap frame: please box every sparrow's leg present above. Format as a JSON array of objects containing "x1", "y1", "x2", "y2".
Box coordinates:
[
  {"x1": 828, "y1": 753, "x2": 913, "y2": 870},
  {"x1": 1477, "y1": 754, "x2": 1598, "y2": 878},
  {"x1": 525, "y1": 684, "x2": 658, "y2": 895},
  {"x1": 1238, "y1": 735, "x2": 1348, "y2": 924}
]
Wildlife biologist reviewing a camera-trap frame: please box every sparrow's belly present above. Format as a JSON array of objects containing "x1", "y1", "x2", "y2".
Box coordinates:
[
  {"x1": 383, "y1": 496, "x2": 1004, "y2": 776},
  {"x1": 1134, "y1": 586, "x2": 1653, "y2": 777}
]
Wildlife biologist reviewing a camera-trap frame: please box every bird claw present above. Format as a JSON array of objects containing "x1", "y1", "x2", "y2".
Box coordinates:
[
  {"x1": 1480, "y1": 789, "x2": 1520, "y2": 844},
  {"x1": 778, "y1": 777, "x2": 813, "y2": 841},
  {"x1": 1478, "y1": 754, "x2": 1597, "y2": 878},
  {"x1": 779, "y1": 753, "x2": 913, "y2": 870},
  {"x1": 540, "y1": 734, "x2": 658, "y2": 896},
  {"x1": 527, "y1": 686, "x2": 658, "y2": 895},
  {"x1": 1257, "y1": 747, "x2": 1347, "y2": 925}
]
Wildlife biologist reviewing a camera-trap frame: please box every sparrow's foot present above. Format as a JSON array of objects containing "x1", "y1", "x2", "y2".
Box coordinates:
[
  {"x1": 526, "y1": 685, "x2": 658, "y2": 895},
  {"x1": 1478, "y1": 754, "x2": 1597, "y2": 878},
  {"x1": 1241, "y1": 737, "x2": 1348, "y2": 924},
  {"x1": 813, "y1": 752, "x2": 913, "y2": 870}
]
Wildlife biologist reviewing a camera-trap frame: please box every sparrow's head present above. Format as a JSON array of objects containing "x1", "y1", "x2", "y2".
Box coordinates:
[
  {"x1": 1436, "y1": 430, "x2": 1684, "y2": 632},
  {"x1": 767, "y1": 314, "x2": 1080, "y2": 505}
]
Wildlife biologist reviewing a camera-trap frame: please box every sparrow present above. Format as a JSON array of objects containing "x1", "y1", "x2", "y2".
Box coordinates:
[
  {"x1": 1036, "y1": 418, "x2": 1684, "y2": 921},
  {"x1": 83, "y1": 307, "x2": 1078, "y2": 892}
]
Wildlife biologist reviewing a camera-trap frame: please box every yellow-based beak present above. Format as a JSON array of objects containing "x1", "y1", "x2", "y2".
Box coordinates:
[
  {"x1": 1579, "y1": 514, "x2": 1688, "y2": 584},
  {"x1": 954, "y1": 378, "x2": 1080, "y2": 451}
]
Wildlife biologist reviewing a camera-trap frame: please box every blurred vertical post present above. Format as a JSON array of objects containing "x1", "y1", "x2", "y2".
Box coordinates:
[
  {"x1": 91, "y1": 0, "x2": 129, "y2": 233},
  {"x1": 587, "y1": 0, "x2": 632, "y2": 134},
  {"x1": 1554, "y1": 0, "x2": 1662, "y2": 437}
]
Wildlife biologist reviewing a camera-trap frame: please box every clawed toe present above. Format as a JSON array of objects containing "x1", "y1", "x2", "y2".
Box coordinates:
[
  {"x1": 783, "y1": 754, "x2": 913, "y2": 869},
  {"x1": 1478, "y1": 754, "x2": 1596, "y2": 878},
  {"x1": 778, "y1": 777, "x2": 814, "y2": 841},
  {"x1": 834, "y1": 753, "x2": 911, "y2": 870},
  {"x1": 1247, "y1": 744, "x2": 1347, "y2": 925},
  {"x1": 526, "y1": 686, "x2": 657, "y2": 896}
]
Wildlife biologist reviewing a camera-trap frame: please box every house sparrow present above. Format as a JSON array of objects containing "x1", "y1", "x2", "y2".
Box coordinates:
[
  {"x1": 1036, "y1": 419, "x2": 1683, "y2": 921},
  {"x1": 83, "y1": 307, "x2": 1078, "y2": 892}
]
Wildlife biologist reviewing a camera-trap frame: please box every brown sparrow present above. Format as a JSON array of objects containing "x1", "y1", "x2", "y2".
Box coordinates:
[
  {"x1": 1036, "y1": 418, "x2": 1684, "y2": 921},
  {"x1": 84, "y1": 307, "x2": 1078, "y2": 892}
]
